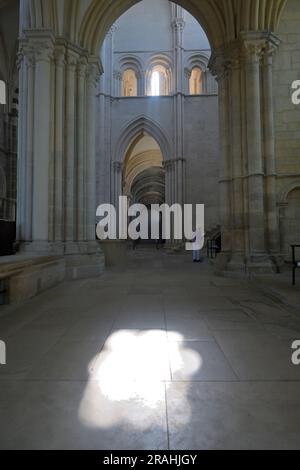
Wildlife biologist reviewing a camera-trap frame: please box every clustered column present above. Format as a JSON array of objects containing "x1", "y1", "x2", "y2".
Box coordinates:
[
  {"x1": 111, "y1": 162, "x2": 123, "y2": 208},
  {"x1": 164, "y1": 158, "x2": 186, "y2": 206},
  {"x1": 210, "y1": 32, "x2": 281, "y2": 273},
  {"x1": 211, "y1": 55, "x2": 232, "y2": 257},
  {"x1": 17, "y1": 31, "x2": 102, "y2": 253},
  {"x1": 172, "y1": 6, "x2": 186, "y2": 207}
]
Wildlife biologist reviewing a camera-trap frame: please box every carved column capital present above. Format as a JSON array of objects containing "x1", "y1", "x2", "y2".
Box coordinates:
[
  {"x1": 29, "y1": 38, "x2": 55, "y2": 64},
  {"x1": 77, "y1": 56, "x2": 88, "y2": 77},
  {"x1": 172, "y1": 19, "x2": 185, "y2": 32},
  {"x1": 18, "y1": 44, "x2": 35, "y2": 69},
  {"x1": 113, "y1": 70, "x2": 122, "y2": 81},
  {"x1": 109, "y1": 24, "x2": 117, "y2": 36},
  {"x1": 113, "y1": 161, "x2": 123, "y2": 173},
  {"x1": 184, "y1": 67, "x2": 191, "y2": 79},
  {"x1": 163, "y1": 160, "x2": 176, "y2": 170},
  {"x1": 54, "y1": 46, "x2": 66, "y2": 68},
  {"x1": 209, "y1": 53, "x2": 228, "y2": 82},
  {"x1": 66, "y1": 51, "x2": 79, "y2": 71}
]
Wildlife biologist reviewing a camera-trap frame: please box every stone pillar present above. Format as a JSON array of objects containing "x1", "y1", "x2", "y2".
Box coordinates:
[
  {"x1": 85, "y1": 62, "x2": 100, "y2": 241},
  {"x1": 113, "y1": 71, "x2": 122, "y2": 97},
  {"x1": 76, "y1": 56, "x2": 87, "y2": 241},
  {"x1": 262, "y1": 37, "x2": 281, "y2": 257},
  {"x1": 64, "y1": 50, "x2": 77, "y2": 242},
  {"x1": 172, "y1": 6, "x2": 185, "y2": 214},
  {"x1": 17, "y1": 44, "x2": 35, "y2": 242},
  {"x1": 112, "y1": 161, "x2": 123, "y2": 208},
  {"x1": 243, "y1": 37, "x2": 270, "y2": 267},
  {"x1": 31, "y1": 35, "x2": 54, "y2": 245},
  {"x1": 16, "y1": 46, "x2": 28, "y2": 241},
  {"x1": 16, "y1": 30, "x2": 104, "y2": 277},
  {"x1": 164, "y1": 161, "x2": 172, "y2": 207},
  {"x1": 211, "y1": 31, "x2": 281, "y2": 274},
  {"x1": 210, "y1": 55, "x2": 232, "y2": 257},
  {"x1": 17, "y1": 32, "x2": 56, "y2": 250},
  {"x1": 136, "y1": 71, "x2": 144, "y2": 97},
  {"x1": 228, "y1": 53, "x2": 245, "y2": 265},
  {"x1": 53, "y1": 45, "x2": 66, "y2": 242}
]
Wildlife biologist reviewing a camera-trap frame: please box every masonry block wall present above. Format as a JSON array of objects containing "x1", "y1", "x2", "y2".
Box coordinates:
[{"x1": 274, "y1": 0, "x2": 300, "y2": 257}]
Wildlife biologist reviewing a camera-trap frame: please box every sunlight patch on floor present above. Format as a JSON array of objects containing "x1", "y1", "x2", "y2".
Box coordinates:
[{"x1": 78, "y1": 329, "x2": 202, "y2": 429}]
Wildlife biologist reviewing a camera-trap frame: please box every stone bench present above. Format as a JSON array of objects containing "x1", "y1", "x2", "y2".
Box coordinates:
[{"x1": 0, "y1": 254, "x2": 65, "y2": 305}]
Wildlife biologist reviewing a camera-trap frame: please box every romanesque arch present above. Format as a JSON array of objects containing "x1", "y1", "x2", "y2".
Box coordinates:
[{"x1": 118, "y1": 55, "x2": 144, "y2": 96}]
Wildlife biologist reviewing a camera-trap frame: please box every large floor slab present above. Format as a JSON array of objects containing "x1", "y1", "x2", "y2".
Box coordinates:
[{"x1": 0, "y1": 248, "x2": 300, "y2": 449}]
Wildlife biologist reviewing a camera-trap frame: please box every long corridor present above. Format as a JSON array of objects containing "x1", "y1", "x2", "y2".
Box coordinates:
[{"x1": 1, "y1": 249, "x2": 300, "y2": 450}]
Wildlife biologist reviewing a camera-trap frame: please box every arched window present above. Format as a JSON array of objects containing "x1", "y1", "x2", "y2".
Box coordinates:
[
  {"x1": 149, "y1": 65, "x2": 170, "y2": 96},
  {"x1": 122, "y1": 69, "x2": 138, "y2": 97},
  {"x1": 0, "y1": 80, "x2": 6, "y2": 105},
  {"x1": 151, "y1": 71, "x2": 160, "y2": 96},
  {"x1": 189, "y1": 67, "x2": 202, "y2": 95}
]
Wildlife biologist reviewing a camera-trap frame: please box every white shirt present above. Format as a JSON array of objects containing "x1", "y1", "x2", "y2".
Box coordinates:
[{"x1": 192, "y1": 229, "x2": 204, "y2": 251}]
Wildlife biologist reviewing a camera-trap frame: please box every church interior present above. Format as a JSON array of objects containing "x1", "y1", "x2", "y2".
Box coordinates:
[{"x1": 0, "y1": 0, "x2": 300, "y2": 451}]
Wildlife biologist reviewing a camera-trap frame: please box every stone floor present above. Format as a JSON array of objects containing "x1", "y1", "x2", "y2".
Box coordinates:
[{"x1": 0, "y1": 248, "x2": 300, "y2": 450}]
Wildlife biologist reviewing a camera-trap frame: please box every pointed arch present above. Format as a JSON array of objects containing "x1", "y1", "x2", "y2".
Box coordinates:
[
  {"x1": 280, "y1": 181, "x2": 300, "y2": 205},
  {"x1": 115, "y1": 116, "x2": 171, "y2": 164}
]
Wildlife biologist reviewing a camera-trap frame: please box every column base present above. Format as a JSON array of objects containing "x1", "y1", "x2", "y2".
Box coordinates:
[
  {"x1": 18, "y1": 241, "x2": 105, "y2": 280},
  {"x1": 215, "y1": 251, "x2": 283, "y2": 277},
  {"x1": 64, "y1": 241, "x2": 105, "y2": 280}
]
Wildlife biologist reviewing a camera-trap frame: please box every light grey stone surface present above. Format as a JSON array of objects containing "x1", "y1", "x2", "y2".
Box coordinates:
[{"x1": 1, "y1": 249, "x2": 300, "y2": 449}]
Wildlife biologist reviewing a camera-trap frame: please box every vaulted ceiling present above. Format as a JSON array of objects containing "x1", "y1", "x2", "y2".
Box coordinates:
[{"x1": 20, "y1": 0, "x2": 288, "y2": 53}]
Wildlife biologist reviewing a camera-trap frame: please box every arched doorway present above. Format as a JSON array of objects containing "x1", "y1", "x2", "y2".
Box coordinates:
[
  {"x1": 122, "y1": 133, "x2": 165, "y2": 246},
  {"x1": 123, "y1": 133, "x2": 165, "y2": 203}
]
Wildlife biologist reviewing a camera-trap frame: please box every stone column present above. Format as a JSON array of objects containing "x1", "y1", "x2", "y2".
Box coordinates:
[
  {"x1": 16, "y1": 46, "x2": 28, "y2": 241},
  {"x1": 85, "y1": 62, "x2": 100, "y2": 241},
  {"x1": 228, "y1": 53, "x2": 245, "y2": 264},
  {"x1": 262, "y1": 37, "x2": 281, "y2": 257},
  {"x1": 172, "y1": 7, "x2": 185, "y2": 212},
  {"x1": 243, "y1": 37, "x2": 267, "y2": 262},
  {"x1": 136, "y1": 71, "x2": 144, "y2": 97},
  {"x1": 210, "y1": 32, "x2": 281, "y2": 274},
  {"x1": 210, "y1": 55, "x2": 233, "y2": 256},
  {"x1": 113, "y1": 71, "x2": 122, "y2": 97},
  {"x1": 30, "y1": 35, "x2": 54, "y2": 245},
  {"x1": 53, "y1": 45, "x2": 66, "y2": 242},
  {"x1": 77, "y1": 56, "x2": 87, "y2": 241},
  {"x1": 17, "y1": 45, "x2": 35, "y2": 243},
  {"x1": 64, "y1": 50, "x2": 78, "y2": 242},
  {"x1": 111, "y1": 161, "x2": 123, "y2": 210},
  {"x1": 164, "y1": 161, "x2": 171, "y2": 207}
]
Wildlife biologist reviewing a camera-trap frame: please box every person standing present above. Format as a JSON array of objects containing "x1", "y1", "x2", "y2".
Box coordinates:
[{"x1": 192, "y1": 228, "x2": 204, "y2": 262}]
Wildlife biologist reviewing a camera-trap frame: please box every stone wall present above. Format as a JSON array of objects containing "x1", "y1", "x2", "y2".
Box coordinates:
[
  {"x1": 274, "y1": 0, "x2": 300, "y2": 258},
  {"x1": 0, "y1": 0, "x2": 19, "y2": 222},
  {"x1": 96, "y1": 0, "x2": 220, "y2": 233}
]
